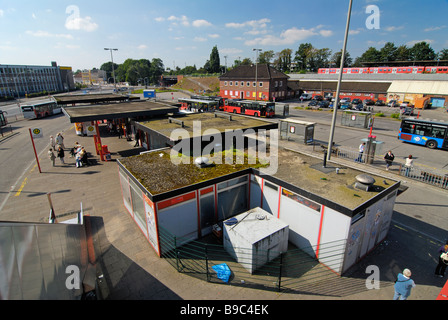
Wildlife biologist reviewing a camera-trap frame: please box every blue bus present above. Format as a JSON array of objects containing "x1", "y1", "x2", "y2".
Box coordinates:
[{"x1": 398, "y1": 119, "x2": 448, "y2": 150}]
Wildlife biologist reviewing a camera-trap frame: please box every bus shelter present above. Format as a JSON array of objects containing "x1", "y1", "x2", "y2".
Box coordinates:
[
  {"x1": 62, "y1": 100, "x2": 179, "y2": 161},
  {"x1": 279, "y1": 118, "x2": 316, "y2": 144},
  {"x1": 340, "y1": 111, "x2": 373, "y2": 129}
]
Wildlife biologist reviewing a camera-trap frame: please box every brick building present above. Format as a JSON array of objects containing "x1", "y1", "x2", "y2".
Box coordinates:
[{"x1": 219, "y1": 64, "x2": 290, "y2": 102}]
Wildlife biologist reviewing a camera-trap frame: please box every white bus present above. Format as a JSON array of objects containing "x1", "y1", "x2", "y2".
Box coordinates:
[{"x1": 21, "y1": 101, "x2": 62, "y2": 119}]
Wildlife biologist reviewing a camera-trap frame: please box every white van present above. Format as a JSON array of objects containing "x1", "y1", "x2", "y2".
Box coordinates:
[{"x1": 300, "y1": 93, "x2": 312, "y2": 101}]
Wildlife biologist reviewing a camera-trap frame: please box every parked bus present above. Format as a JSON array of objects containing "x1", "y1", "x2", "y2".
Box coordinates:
[
  {"x1": 398, "y1": 119, "x2": 448, "y2": 150},
  {"x1": 20, "y1": 100, "x2": 62, "y2": 119},
  {"x1": 222, "y1": 99, "x2": 275, "y2": 118},
  {"x1": 178, "y1": 98, "x2": 220, "y2": 112},
  {"x1": 0, "y1": 110, "x2": 7, "y2": 127}
]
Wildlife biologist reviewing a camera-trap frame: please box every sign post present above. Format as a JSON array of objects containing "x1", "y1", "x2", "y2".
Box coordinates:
[{"x1": 29, "y1": 128, "x2": 42, "y2": 173}]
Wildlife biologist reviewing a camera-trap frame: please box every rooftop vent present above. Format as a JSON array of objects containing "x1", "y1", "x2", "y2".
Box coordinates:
[
  {"x1": 195, "y1": 157, "x2": 210, "y2": 168},
  {"x1": 354, "y1": 174, "x2": 376, "y2": 192}
]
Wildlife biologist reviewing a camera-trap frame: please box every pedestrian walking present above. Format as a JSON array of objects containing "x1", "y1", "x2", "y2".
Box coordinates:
[
  {"x1": 134, "y1": 130, "x2": 140, "y2": 147},
  {"x1": 384, "y1": 150, "x2": 395, "y2": 171},
  {"x1": 56, "y1": 132, "x2": 65, "y2": 149},
  {"x1": 435, "y1": 241, "x2": 448, "y2": 278},
  {"x1": 393, "y1": 268, "x2": 416, "y2": 300},
  {"x1": 48, "y1": 148, "x2": 56, "y2": 167},
  {"x1": 57, "y1": 146, "x2": 65, "y2": 164},
  {"x1": 404, "y1": 155, "x2": 413, "y2": 177},
  {"x1": 356, "y1": 142, "x2": 365, "y2": 162}
]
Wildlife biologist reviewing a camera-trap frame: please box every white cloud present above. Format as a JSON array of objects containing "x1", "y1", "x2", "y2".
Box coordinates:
[
  {"x1": 208, "y1": 34, "x2": 220, "y2": 39},
  {"x1": 138, "y1": 44, "x2": 147, "y2": 49},
  {"x1": 65, "y1": 16, "x2": 98, "y2": 32},
  {"x1": 193, "y1": 37, "x2": 207, "y2": 42},
  {"x1": 225, "y1": 18, "x2": 271, "y2": 29},
  {"x1": 192, "y1": 19, "x2": 212, "y2": 28},
  {"x1": 245, "y1": 27, "x2": 317, "y2": 46},
  {"x1": 424, "y1": 25, "x2": 446, "y2": 32},
  {"x1": 26, "y1": 30, "x2": 73, "y2": 39},
  {"x1": 407, "y1": 39, "x2": 434, "y2": 46},
  {"x1": 155, "y1": 17, "x2": 165, "y2": 22},
  {"x1": 0, "y1": 9, "x2": 4, "y2": 17},
  {"x1": 319, "y1": 29, "x2": 333, "y2": 37},
  {"x1": 384, "y1": 25, "x2": 404, "y2": 32},
  {"x1": 167, "y1": 15, "x2": 189, "y2": 27}
]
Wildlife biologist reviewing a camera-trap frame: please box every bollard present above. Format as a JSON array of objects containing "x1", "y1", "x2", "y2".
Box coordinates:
[{"x1": 323, "y1": 151, "x2": 327, "y2": 168}]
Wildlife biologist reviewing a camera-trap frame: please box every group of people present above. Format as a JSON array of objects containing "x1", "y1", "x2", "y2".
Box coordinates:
[{"x1": 47, "y1": 133, "x2": 89, "y2": 167}]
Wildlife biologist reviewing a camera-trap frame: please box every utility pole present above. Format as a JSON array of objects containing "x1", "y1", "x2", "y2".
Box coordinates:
[
  {"x1": 327, "y1": 0, "x2": 353, "y2": 162},
  {"x1": 253, "y1": 48, "x2": 262, "y2": 101}
]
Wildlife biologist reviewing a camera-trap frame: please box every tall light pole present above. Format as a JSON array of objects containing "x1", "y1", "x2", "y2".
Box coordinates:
[
  {"x1": 327, "y1": 0, "x2": 353, "y2": 162},
  {"x1": 253, "y1": 48, "x2": 262, "y2": 101},
  {"x1": 104, "y1": 48, "x2": 118, "y2": 91}
]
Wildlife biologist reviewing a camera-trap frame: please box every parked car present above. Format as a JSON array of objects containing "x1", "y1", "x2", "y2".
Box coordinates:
[
  {"x1": 400, "y1": 102, "x2": 414, "y2": 115},
  {"x1": 388, "y1": 100, "x2": 399, "y2": 107},
  {"x1": 299, "y1": 93, "x2": 313, "y2": 101},
  {"x1": 340, "y1": 103, "x2": 351, "y2": 110},
  {"x1": 340, "y1": 97, "x2": 351, "y2": 104},
  {"x1": 351, "y1": 99, "x2": 362, "y2": 108},
  {"x1": 375, "y1": 99, "x2": 386, "y2": 106},
  {"x1": 364, "y1": 99, "x2": 375, "y2": 106},
  {"x1": 308, "y1": 100, "x2": 318, "y2": 107},
  {"x1": 318, "y1": 100, "x2": 330, "y2": 108},
  {"x1": 353, "y1": 104, "x2": 365, "y2": 111},
  {"x1": 313, "y1": 95, "x2": 323, "y2": 101}
]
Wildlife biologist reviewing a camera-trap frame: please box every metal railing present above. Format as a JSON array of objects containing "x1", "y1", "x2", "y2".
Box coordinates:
[
  {"x1": 398, "y1": 164, "x2": 448, "y2": 189},
  {"x1": 159, "y1": 226, "x2": 349, "y2": 295}
]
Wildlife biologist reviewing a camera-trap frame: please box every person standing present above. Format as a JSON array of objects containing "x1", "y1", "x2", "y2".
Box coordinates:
[
  {"x1": 48, "y1": 148, "x2": 56, "y2": 167},
  {"x1": 393, "y1": 268, "x2": 416, "y2": 300},
  {"x1": 404, "y1": 155, "x2": 413, "y2": 177},
  {"x1": 134, "y1": 130, "x2": 140, "y2": 147},
  {"x1": 57, "y1": 146, "x2": 65, "y2": 164},
  {"x1": 56, "y1": 132, "x2": 65, "y2": 149},
  {"x1": 356, "y1": 142, "x2": 365, "y2": 162},
  {"x1": 50, "y1": 135, "x2": 55, "y2": 150},
  {"x1": 384, "y1": 150, "x2": 395, "y2": 171},
  {"x1": 435, "y1": 241, "x2": 448, "y2": 278}
]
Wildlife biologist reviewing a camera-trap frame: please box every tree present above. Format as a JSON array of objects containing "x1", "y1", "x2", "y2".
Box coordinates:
[
  {"x1": 438, "y1": 48, "x2": 448, "y2": 60},
  {"x1": 380, "y1": 42, "x2": 398, "y2": 62},
  {"x1": 100, "y1": 61, "x2": 119, "y2": 83},
  {"x1": 294, "y1": 43, "x2": 313, "y2": 71},
  {"x1": 274, "y1": 49, "x2": 293, "y2": 72},
  {"x1": 409, "y1": 41, "x2": 436, "y2": 61},
  {"x1": 307, "y1": 48, "x2": 332, "y2": 71},
  {"x1": 258, "y1": 50, "x2": 274, "y2": 65},
  {"x1": 150, "y1": 58, "x2": 164, "y2": 84},
  {"x1": 331, "y1": 50, "x2": 352, "y2": 68},
  {"x1": 395, "y1": 45, "x2": 410, "y2": 61},
  {"x1": 357, "y1": 47, "x2": 381, "y2": 64},
  {"x1": 208, "y1": 46, "x2": 220, "y2": 73}
]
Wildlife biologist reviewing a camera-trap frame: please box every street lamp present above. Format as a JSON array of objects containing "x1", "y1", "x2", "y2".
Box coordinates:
[
  {"x1": 253, "y1": 48, "x2": 262, "y2": 101},
  {"x1": 104, "y1": 48, "x2": 118, "y2": 91}
]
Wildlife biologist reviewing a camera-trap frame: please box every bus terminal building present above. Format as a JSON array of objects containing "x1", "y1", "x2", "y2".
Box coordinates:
[{"x1": 117, "y1": 115, "x2": 402, "y2": 277}]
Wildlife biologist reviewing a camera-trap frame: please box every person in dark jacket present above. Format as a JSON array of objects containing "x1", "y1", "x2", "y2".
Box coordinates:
[
  {"x1": 384, "y1": 150, "x2": 395, "y2": 171},
  {"x1": 57, "y1": 146, "x2": 65, "y2": 164},
  {"x1": 435, "y1": 241, "x2": 448, "y2": 277},
  {"x1": 393, "y1": 268, "x2": 415, "y2": 300}
]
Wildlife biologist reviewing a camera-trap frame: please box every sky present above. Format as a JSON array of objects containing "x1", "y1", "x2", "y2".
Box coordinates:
[{"x1": 1, "y1": 0, "x2": 448, "y2": 71}]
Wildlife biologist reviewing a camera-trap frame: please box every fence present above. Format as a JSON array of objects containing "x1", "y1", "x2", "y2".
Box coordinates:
[
  {"x1": 316, "y1": 144, "x2": 448, "y2": 190},
  {"x1": 159, "y1": 226, "x2": 350, "y2": 295}
]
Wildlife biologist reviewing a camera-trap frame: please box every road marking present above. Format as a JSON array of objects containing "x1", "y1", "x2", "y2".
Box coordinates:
[{"x1": 15, "y1": 177, "x2": 28, "y2": 197}]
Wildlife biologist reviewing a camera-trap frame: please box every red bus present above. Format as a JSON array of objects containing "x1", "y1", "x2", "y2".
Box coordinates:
[{"x1": 222, "y1": 99, "x2": 275, "y2": 118}]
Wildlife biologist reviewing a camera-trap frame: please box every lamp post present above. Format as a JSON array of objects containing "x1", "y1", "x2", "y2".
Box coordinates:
[
  {"x1": 327, "y1": 0, "x2": 353, "y2": 162},
  {"x1": 104, "y1": 48, "x2": 118, "y2": 91},
  {"x1": 253, "y1": 48, "x2": 262, "y2": 101}
]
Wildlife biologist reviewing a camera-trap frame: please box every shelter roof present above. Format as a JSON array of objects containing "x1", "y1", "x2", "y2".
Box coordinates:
[
  {"x1": 55, "y1": 93, "x2": 137, "y2": 105},
  {"x1": 62, "y1": 100, "x2": 179, "y2": 123}
]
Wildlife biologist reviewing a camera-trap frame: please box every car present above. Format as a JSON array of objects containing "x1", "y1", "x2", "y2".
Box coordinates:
[
  {"x1": 364, "y1": 99, "x2": 375, "y2": 106},
  {"x1": 313, "y1": 95, "x2": 323, "y2": 101},
  {"x1": 375, "y1": 100, "x2": 386, "y2": 106},
  {"x1": 353, "y1": 104, "x2": 365, "y2": 111},
  {"x1": 351, "y1": 99, "x2": 362, "y2": 108},
  {"x1": 340, "y1": 103, "x2": 351, "y2": 110},
  {"x1": 317, "y1": 100, "x2": 330, "y2": 108},
  {"x1": 401, "y1": 106, "x2": 414, "y2": 116},
  {"x1": 308, "y1": 100, "x2": 318, "y2": 106},
  {"x1": 388, "y1": 100, "x2": 399, "y2": 107},
  {"x1": 340, "y1": 97, "x2": 351, "y2": 104}
]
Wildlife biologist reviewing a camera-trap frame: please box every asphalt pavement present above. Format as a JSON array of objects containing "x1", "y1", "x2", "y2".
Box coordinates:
[{"x1": 0, "y1": 98, "x2": 447, "y2": 304}]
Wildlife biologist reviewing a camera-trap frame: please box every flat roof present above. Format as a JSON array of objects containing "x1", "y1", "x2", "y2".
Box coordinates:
[
  {"x1": 55, "y1": 93, "x2": 135, "y2": 105},
  {"x1": 118, "y1": 147, "x2": 399, "y2": 216},
  {"x1": 135, "y1": 112, "x2": 278, "y2": 139},
  {"x1": 62, "y1": 100, "x2": 179, "y2": 123}
]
